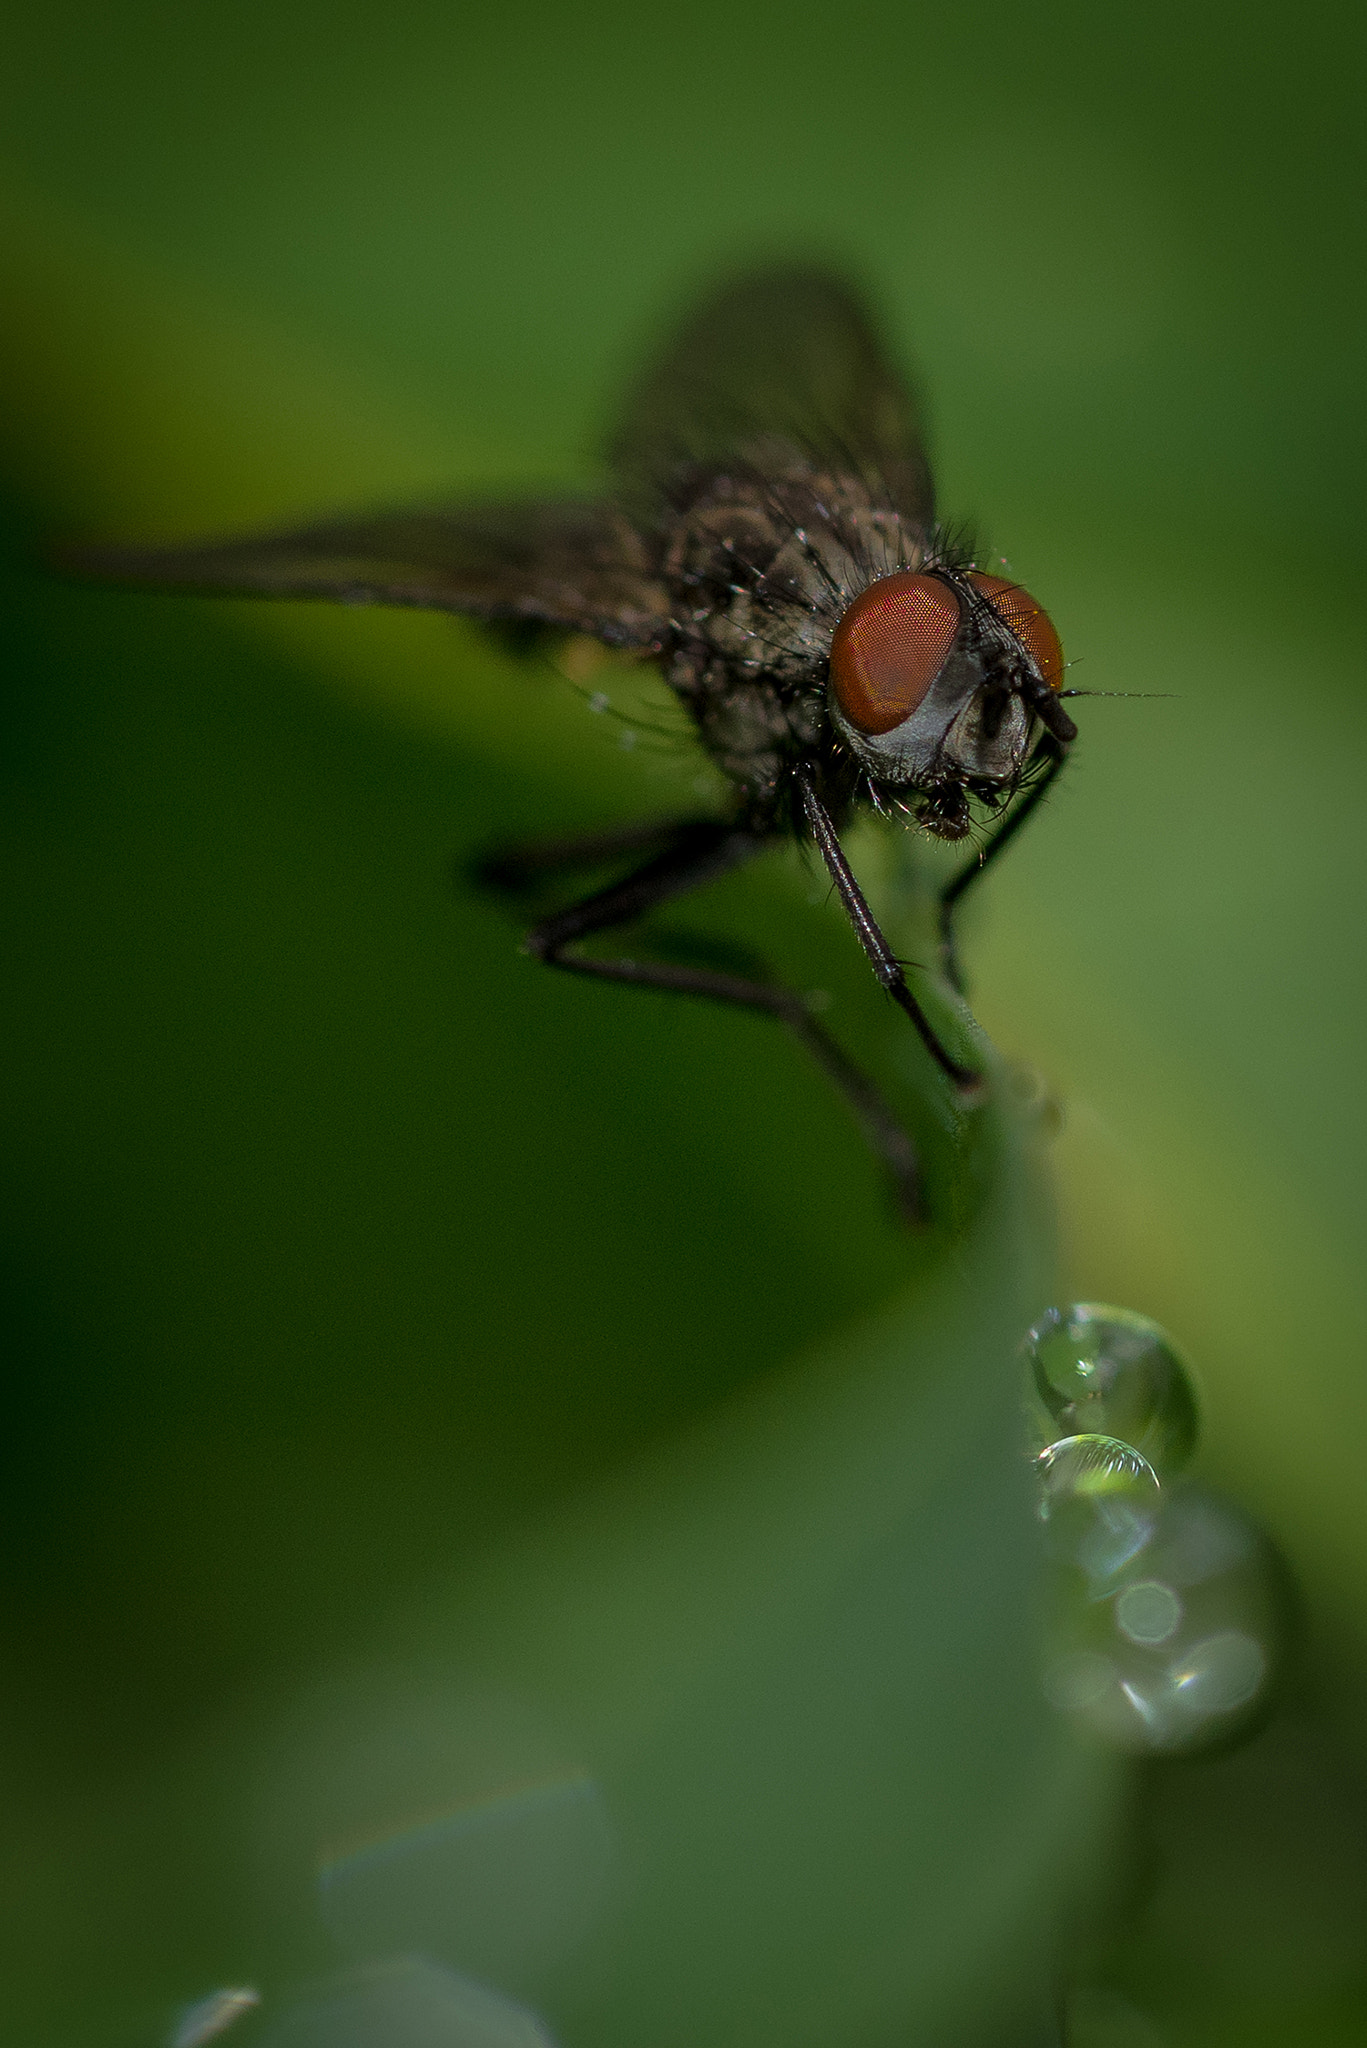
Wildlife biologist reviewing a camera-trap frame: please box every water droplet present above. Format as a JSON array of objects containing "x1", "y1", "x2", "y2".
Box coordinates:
[
  {"x1": 1147, "y1": 1489, "x2": 1254, "y2": 1585},
  {"x1": 1037, "y1": 1433, "x2": 1159, "y2": 1499},
  {"x1": 1037, "y1": 1433, "x2": 1161, "y2": 1589},
  {"x1": 1025, "y1": 1302, "x2": 1199, "y2": 1476},
  {"x1": 169, "y1": 1987, "x2": 261, "y2": 2048},
  {"x1": 587, "y1": 691, "x2": 610, "y2": 714},
  {"x1": 1042, "y1": 1484, "x2": 1284, "y2": 1755}
]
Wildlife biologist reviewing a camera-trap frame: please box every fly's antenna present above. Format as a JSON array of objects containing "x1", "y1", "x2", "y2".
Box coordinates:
[
  {"x1": 1055, "y1": 655, "x2": 1172, "y2": 703},
  {"x1": 1020, "y1": 669, "x2": 1078, "y2": 745}
]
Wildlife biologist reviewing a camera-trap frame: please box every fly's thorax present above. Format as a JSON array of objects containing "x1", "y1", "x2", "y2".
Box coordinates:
[{"x1": 660, "y1": 464, "x2": 926, "y2": 683}]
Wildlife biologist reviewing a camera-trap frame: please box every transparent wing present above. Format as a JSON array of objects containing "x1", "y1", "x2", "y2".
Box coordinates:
[
  {"x1": 608, "y1": 266, "x2": 935, "y2": 527},
  {"x1": 64, "y1": 499, "x2": 670, "y2": 646}
]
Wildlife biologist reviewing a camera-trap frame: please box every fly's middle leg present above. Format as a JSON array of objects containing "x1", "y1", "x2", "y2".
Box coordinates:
[{"x1": 474, "y1": 814, "x2": 929, "y2": 1224}]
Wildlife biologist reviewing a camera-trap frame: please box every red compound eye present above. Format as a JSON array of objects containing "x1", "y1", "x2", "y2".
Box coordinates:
[
  {"x1": 967, "y1": 574, "x2": 1065, "y2": 690},
  {"x1": 828, "y1": 571, "x2": 962, "y2": 736}
]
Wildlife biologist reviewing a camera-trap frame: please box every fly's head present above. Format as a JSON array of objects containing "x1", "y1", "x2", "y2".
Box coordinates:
[{"x1": 825, "y1": 566, "x2": 1075, "y2": 839}]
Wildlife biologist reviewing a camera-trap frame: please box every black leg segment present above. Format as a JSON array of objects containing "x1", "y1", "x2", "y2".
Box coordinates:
[
  {"x1": 478, "y1": 814, "x2": 929, "y2": 1223},
  {"x1": 795, "y1": 772, "x2": 980, "y2": 1091}
]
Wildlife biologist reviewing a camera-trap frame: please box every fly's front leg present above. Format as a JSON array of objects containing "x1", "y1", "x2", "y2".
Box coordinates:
[
  {"x1": 796, "y1": 771, "x2": 981, "y2": 1091},
  {"x1": 937, "y1": 742, "x2": 1068, "y2": 994},
  {"x1": 479, "y1": 815, "x2": 930, "y2": 1224}
]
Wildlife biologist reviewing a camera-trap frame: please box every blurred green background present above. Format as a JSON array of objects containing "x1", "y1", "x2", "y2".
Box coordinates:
[{"x1": 2, "y1": 1, "x2": 1367, "y2": 2044}]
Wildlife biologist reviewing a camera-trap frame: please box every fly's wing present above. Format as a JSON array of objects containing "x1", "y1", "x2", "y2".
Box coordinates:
[
  {"x1": 607, "y1": 267, "x2": 935, "y2": 528},
  {"x1": 65, "y1": 499, "x2": 671, "y2": 647}
]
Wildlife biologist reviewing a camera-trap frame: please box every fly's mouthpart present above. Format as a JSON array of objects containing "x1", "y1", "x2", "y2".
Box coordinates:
[{"x1": 914, "y1": 785, "x2": 974, "y2": 839}]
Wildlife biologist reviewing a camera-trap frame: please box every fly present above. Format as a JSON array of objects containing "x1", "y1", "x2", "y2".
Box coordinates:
[{"x1": 64, "y1": 267, "x2": 1079, "y2": 1223}]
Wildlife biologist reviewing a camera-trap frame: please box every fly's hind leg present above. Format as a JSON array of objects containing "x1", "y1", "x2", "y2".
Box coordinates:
[{"x1": 474, "y1": 815, "x2": 928, "y2": 1224}]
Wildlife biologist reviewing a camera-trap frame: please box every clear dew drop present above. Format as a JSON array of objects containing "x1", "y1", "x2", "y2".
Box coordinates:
[
  {"x1": 1025, "y1": 1302, "x2": 1200, "y2": 1477},
  {"x1": 1037, "y1": 1432, "x2": 1160, "y2": 1499},
  {"x1": 1037, "y1": 1433, "x2": 1162, "y2": 1590},
  {"x1": 1040, "y1": 1483, "x2": 1284, "y2": 1756}
]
